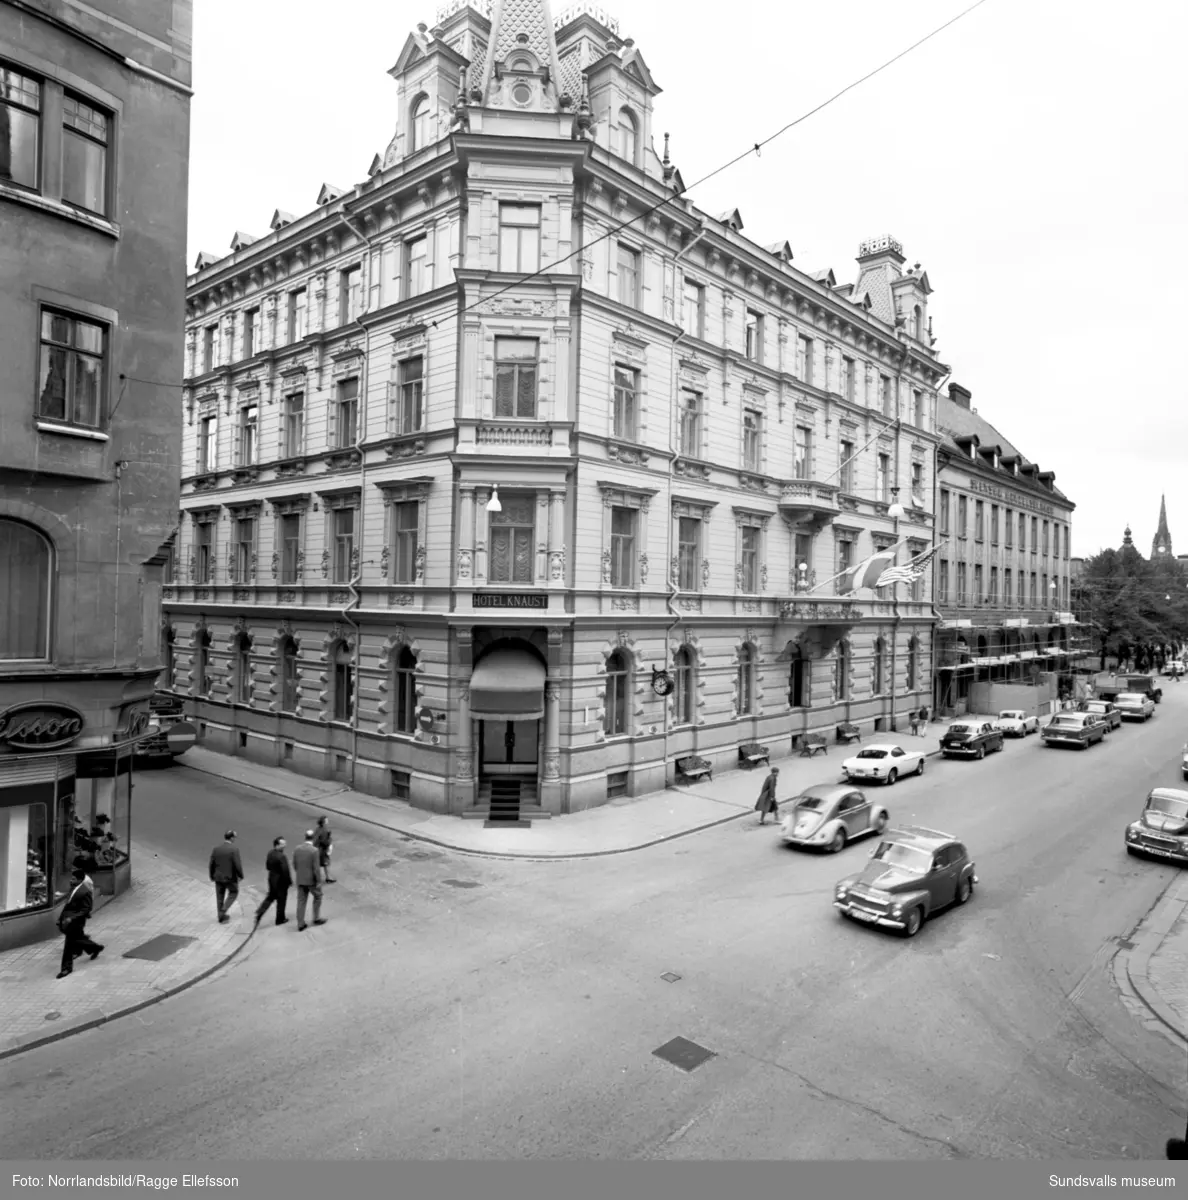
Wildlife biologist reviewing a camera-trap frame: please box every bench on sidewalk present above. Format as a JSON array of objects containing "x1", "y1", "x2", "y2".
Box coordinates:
[
  {"x1": 738, "y1": 741, "x2": 770, "y2": 769},
  {"x1": 799, "y1": 733, "x2": 828, "y2": 757},
  {"x1": 836, "y1": 722, "x2": 862, "y2": 744},
  {"x1": 675, "y1": 755, "x2": 713, "y2": 785}
]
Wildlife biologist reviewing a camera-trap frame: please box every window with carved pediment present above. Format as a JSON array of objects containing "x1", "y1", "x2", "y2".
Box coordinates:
[
  {"x1": 614, "y1": 365, "x2": 639, "y2": 440},
  {"x1": 494, "y1": 338, "x2": 538, "y2": 419},
  {"x1": 673, "y1": 645, "x2": 695, "y2": 726},
  {"x1": 233, "y1": 631, "x2": 253, "y2": 704},
  {"x1": 232, "y1": 516, "x2": 256, "y2": 584},
  {"x1": 278, "y1": 636, "x2": 299, "y2": 711},
  {"x1": 604, "y1": 650, "x2": 630, "y2": 736},
  {"x1": 737, "y1": 643, "x2": 756, "y2": 716},
  {"x1": 331, "y1": 641, "x2": 354, "y2": 723},
  {"x1": 678, "y1": 390, "x2": 702, "y2": 458},
  {"x1": 409, "y1": 95, "x2": 430, "y2": 153},
  {"x1": 834, "y1": 640, "x2": 850, "y2": 702},
  {"x1": 873, "y1": 636, "x2": 886, "y2": 695},
  {"x1": 489, "y1": 494, "x2": 534, "y2": 584},
  {"x1": 394, "y1": 645, "x2": 417, "y2": 734}
]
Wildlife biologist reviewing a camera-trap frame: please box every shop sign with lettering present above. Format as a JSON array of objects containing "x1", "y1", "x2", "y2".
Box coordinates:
[
  {"x1": 473, "y1": 592, "x2": 548, "y2": 609},
  {"x1": 0, "y1": 702, "x2": 86, "y2": 751},
  {"x1": 966, "y1": 476, "x2": 1055, "y2": 517}
]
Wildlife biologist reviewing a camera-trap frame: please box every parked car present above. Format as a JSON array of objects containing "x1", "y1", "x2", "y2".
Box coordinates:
[
  {"x1": 1125, "y1": 788, "x2": 1188, "y2": 863},
  {"x1": 994, "y1": 709, "x2": 1039, "y2": 737},
  {"x1": 134, "y1": 692, "x2": 197, "y2": 764},
  {"x1": 841, "y1": 743, "x2": 925, "y2": 785},
  {"x1": 1041, "y1": 711, "x2": 1108, "y2": 749},
  {"x1": 1113, "y1": 692, "x2": 1155, "y2": 722},
  {"x1": 939, "y1": 720, "x2": 1005, "y2": 760},
  {"x1": 833, "y1": 824, "x2": 977, "y2": 938},
  {"x1": 780, "y1": 784, "x2": 888, "y2": 854},
  {"x1": 1077, "y1": 698, "x2": 1122, "y2": 730},
  {"x1": 1163, "y1": 661, "x2": 1185, "y2": 678}
]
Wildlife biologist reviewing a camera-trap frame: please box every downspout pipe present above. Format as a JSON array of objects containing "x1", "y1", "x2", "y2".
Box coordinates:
[{"x1": 339, "y1": 208, "x2": 378, "y2": 789}]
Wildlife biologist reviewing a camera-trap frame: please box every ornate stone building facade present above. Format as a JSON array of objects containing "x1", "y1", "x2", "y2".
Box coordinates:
[{"x1": 166, "y1": 0, "x2": 946, "y2": 817}]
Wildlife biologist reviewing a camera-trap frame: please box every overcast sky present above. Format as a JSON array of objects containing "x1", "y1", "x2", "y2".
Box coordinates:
[{"x1": 186, "y1": 0, "x2": 1188, "y2": 560}]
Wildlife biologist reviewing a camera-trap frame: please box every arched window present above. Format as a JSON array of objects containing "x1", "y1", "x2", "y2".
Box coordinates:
[
  {"x1": 394, "y1": 645, "x2": 418, "y2": 734},
  {"x1": 673, "y1": 645, "x2": 695, "y2": 726},
  {"x1": 788, "y1": 649, "x2": 808, "y2": 708},
  {"x1": 907, "y1": 636, "x2": 920, "y2": 690},
  {"x1": 233, "y1": 632, "x2": 253, "y2": 704},
  {"x1": 618, "y1": 108, "x2": 638, "y2": 165},
  {"x1": 279, "y1": 636, "x2": 300, "y2": 712},
  {"x1": 331, "y1": 641, "x2": 354, "y2": 722},
  {"x1": 834, "y1": 641, "x2": 849, "y2": 702},
  {"x1": 162, "y1": 623, "x2": 175, "y2": 689},
  {"x1": 192, "y1": 628, "x2": 212, "y2": 696},
  {"x1": 0, "y1": 518, "x2": 52, "y2": 661},
  {"x1": 737, "y1": 644, "x2": 755, "y2": 717},
  {"x1": 873, "y1": 636, "x2": 886, "y2": 695},
  {"x1": 409, "y1": 95, "x2": 430, "y2": 154},
  {"x1": 604, "y1": 649, "x2": 629, "y2": 736}
]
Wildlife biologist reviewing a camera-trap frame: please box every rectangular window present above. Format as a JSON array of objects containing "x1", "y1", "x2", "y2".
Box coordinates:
[
  {"x1": 282, "y1": 393, "x2": 304, "y2": 458},
  {"x1": 842, "y1": 357, "x2": 856, "y2": 402},
  {"x1": 990, "y1": 504, "x2": 999, "y2": 545},
  {"x1": 237, "y1": 404, "x2": 257, "y2": 466},
  {"x1": 678, "y1": 390, "x2": 702, "y2": 458},
  {"x1": 939, "y1": 489, "x2": 950, "y2": 535},
  {"x1": 499, "y1": 205, "x2": 541, "y2": 274},
  {"x1": 989, "y1": 566, "x2": 998, "y2": 602},
  {"x1": 1004, "y1": 568, "x2": 1012, "y2": 605},
  {"x1": 677, "y1": 516, "x2": 701, "y2": 591},
  {"x1": 1017, "y1": 570, "x2": 1025, "y2": 604},
  {"x1": 799, "y1": 336, "x2": 814, "y2": 385},
  {"x1": 740, "y1": 526, "x2": 760, "y2": 592},
  {"x1": 794, "y1": 532, "x2": 813, "y2": 583},
  {"x1": 394, "y1": 355, "x2": 424, "y2": 434},
  {"x1": 195, "y1": 522, "x2": 214, "y2": 585},
  {"x1": 242, "y1": 308, "x2": 257, "y2": 360},
  {"x1": 912, "y1": 389, "x2": 924, "y2": 427},
  {"x1": 616, "y1": 243, "x2": 641, "y2": 307},
  {"x1": 745, "y1": 310, "x2": 764, "y2": 363},
  {"x1": 1004, "y1": 508, "x2": 1013, "y2": 548},
  {"x1": 938, "y1": 559, "x2": 949, "y2": 603},
  {"x1": 62, "y1": 94, "x2": 109, "y2": 215},
  {"x1": 975, "y1": 500, "x2": 985, "y2": 540},
  {"x1": 609, "y1": 507, "x2": 637, "y2": 588},
  {"x1": 203, "y1": 325, "x2": 216, "y2": 373},
  {"x1": 1029, "y1": 572, "x2": 1037, "y2": 604},
  {"x1": 956, "y1": 563, "x2": 967, "y2": 605},
  {"x1": 974, "y1": 564, "x2": 984, "y2": 602},
  {"x1": 392, "y1": 500, "x2": 419, "y2": 585},
  {"x1": 613, "y1": 366, "x2": 638, "y2": 441},
  {"x1": 1042, "y1": 520, "x2": 1050, "y2": 555},
  {"x1": 958, "y1": 495, "x2": 968, "y2": 537},
  {"x1": 335, "y1": 378, "x2": 359, "y2": 448},
  {"x1": 836, "y1": 535, "x2": 855, "y2": 577},
  {"x1": 876, "y1": 453, "x2": 890, "y2": 501},
  {"x1": 742, "y1": 409, "x2": 763, "y2": 472},
  {"x1": 1042, "y1": 572, "x2": 1049, "y2": 604},
  {"x1": 489, "y1": 494, "x2": 535, "y2": 584},
  {"x1": 287, "y1": 289, "x2": 307, "y2": 342},
  {"x1": 881, "y1": 376, "x2": 893, "y2": 416},
  {"x1": 279, "y1": 514, "x2": 302, "y2": 584},
  {"x1": 1018, "y1": 512, "x2": 1026, "y2": 549},
  {"x1": 197, "y1": 415, "x2": 216, "y2": 473},
  {"x1": 38, "y1": 309, "x2": 105, "y2": 428},
  {"x1": 233, "y1": 517, "x2": 255, "y2": 584},
  {"x1": 682, "y1": 278, "x2": 705, "y2": 337},
  {"x1": 332, "y1": 507, "x2": 356, "y2": 584},
  {"x1": 406, "y1": 236, "x2": 428, "y2": 296},
  {"x1": 911, "y1": 461, "x2": 924, "y2": 506},
  {"x1": 494, "y1": 338, "x2": 538, "y2": 419},
  {"x1": 0, "y1": 67, "x2": 41, "y2": 190},
  {"x1": 1031, "y1": 516, "x2": 1038, "y2": 553},
  {"x1": 794, "y1": 425, "x2": 813, "y2": 480},
  {"x1": 339, "y1": 265, "x2": 362, "y2": 326},
  {"x1": 839, "y1": 440, "x2": 855, "y2": 494}
]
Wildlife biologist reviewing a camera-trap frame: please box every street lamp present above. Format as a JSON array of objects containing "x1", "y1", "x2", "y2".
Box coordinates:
[
  {"x1": 887, "y1": 487, "x2": 906, "y2": 520},
  {"x1": 486, "y1": 485, "x2": 502, "y2": 513}
]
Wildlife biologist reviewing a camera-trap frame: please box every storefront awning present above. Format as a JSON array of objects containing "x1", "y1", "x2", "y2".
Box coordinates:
[{"x1": 469, "y1": 648, "x2": 546, "y2": 721}]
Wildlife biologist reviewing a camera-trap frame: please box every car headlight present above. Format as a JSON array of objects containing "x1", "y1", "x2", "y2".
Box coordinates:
[
  {"x1": 890, "y1": 903, "x2": 904, "y2": 915},
  {"x1": 835, "y1": 886, "x2": 848, "y2": 900},
  {"x1": 1126, "y1": 826, "x2": 1139, "y2": 839}
]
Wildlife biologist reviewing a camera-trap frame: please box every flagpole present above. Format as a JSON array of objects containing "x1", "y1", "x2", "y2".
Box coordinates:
[{"x1": 804, "y1": 535, "x2": 915, "y2": 596}]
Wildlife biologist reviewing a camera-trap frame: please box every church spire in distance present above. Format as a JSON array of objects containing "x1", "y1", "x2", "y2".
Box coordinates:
[{"x1": 1152, "y1": 494, "x2": 1173, "y2": 559}]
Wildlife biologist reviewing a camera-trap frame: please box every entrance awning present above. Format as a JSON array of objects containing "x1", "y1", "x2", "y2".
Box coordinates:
[{"x1": 469, "y1": 648, "x2": 546, "y2": 721}]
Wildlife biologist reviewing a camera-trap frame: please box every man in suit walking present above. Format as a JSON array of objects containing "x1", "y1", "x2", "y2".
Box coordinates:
[
  {"x1": 754, "y1": 767, "x2": 780, "y2": 825},
  {"x1": 56, "y1": 867, "x2": 103, "y2": 979},
  {"x1": 254, "y1": 836, "x2": 292, "y2": 927},
  {"x1": 292, "y1": 830, "x2": 327, "y2": 931},
  {"x1": 313, "y1": 815, "x2": 336, "y2": 883},
  {"x1": 209, "y1": 830, "x2": 244, "y2": 924}
]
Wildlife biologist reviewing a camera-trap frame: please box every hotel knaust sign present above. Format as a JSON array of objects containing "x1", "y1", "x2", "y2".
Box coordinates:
[
  {"x1": 473, "y1": 592, "x2": 548, "y2": 610},
  {"x1": 966, "y1": 476, "x2": 1055, "y2": 517}
]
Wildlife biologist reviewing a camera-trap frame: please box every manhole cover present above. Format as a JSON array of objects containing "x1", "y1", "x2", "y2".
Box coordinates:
[
  {"x1": 44, "y1": 1011, "x2": 62, "y2": 1022},
  {"x1": 122, "y1": 933, "x2": 198, "y2": 962},
  {"x1": 660, "y1": 972, "x2": 682, "y2": 983},
  {"x1": 653, "y1": 1036, "x2": 716, "y2": 1073},
  {"x1": 375, "y1": 859, "x2": 397, "y2": 869},
  {"x1": 441, "y1": 879, "x2": 481, "y2": 889}
]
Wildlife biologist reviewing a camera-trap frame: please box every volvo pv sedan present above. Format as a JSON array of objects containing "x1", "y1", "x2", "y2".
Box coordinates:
[
  {"x1": 939, "y1": 720, "x2": 1005, "y2": 759},
  {"x1": 994, "y1": 709, "x2": 1039, "y2": 737},
  {"x1": 780, "y1": 784, "x2": 888, "y2": 854},
  {"x1": 1077, "y1": 698, "x2": 1122, "y2": 731},
  {"x1": 833, "y1": 825, "x2": 977, "y2": 938},
  {"x1": 1114, "y1": 692, "x2": 1156, "y2": 721},
  {"x1": 1041, "y1": 711, "x2": 1107, "y2": 750},
  {"x1": 841, "y1": 743, "x2": 925, "y2": 785},
  {"x1": 1125, "y1": 788, "x2": 1188, "y2": 863}
]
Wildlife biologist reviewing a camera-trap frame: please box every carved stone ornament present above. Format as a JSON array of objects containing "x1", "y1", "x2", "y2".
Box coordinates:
[
  {"x1": 601, "y1": 548, "x2": 612, "y2": 583},
  {"x1": 550, "y1": 548, "x2": 565, "y2": 580},
  {"x1": 414, "y1": 544, "x2": 426, "y2": 581},
  {"x1": 483, "y1": 298, "x2": 548, "y2": 318},
  {"x1": 543, "y1": 753, "x2": 561, "y2": 781},
  {"x1": 760, "y1": 563, "x2": 768, "y2": 589},
  {"x1": 701, "y1": 560, "x2": 711, "y2": 587},
  {"x1": 320, "y1": 550, "x2": 330, "y2": 578},
  {"x1": 379, "y1": 545, "x2": 390, "y2": 578},
  {"x1": 612, "y1": 595, "x2": 639, "y2": 611},
  {"x1": 638, "y1": 552, "x2": 649, "y2": 584},
  {"x1": 457, "y1": 548, "x2": 473, "y2": 579},
  {"x1": 455, "y1": 749, "x2": 474, "y2": 780}
]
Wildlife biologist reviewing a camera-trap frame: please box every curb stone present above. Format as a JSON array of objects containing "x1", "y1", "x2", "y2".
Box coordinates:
[{"x1": 1123, "y1": 873, "x2": 1188, "y2": 1045}]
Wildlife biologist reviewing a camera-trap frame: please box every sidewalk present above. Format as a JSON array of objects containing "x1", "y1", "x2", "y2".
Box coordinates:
[
  {"x1": 1124, "y1": 873, "x2": 1188, "y2": 1045},
  {"x1": 180, "y1": 716, "x2": 980, "y2": 860},
  {"x1": 0, "y1": 851, "x2": 260, "y2": 1061}
]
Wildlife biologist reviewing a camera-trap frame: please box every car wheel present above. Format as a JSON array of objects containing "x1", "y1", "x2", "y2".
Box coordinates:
[
  {"x1": 917, "y1": 757, "x2": 925, "y2": 776},
  {"x1": 886, "y1": 768, "x2": 898, "y2": 786},
  {"x1": 956, "y1": 877, "x2": 972, "y2": 905},
  {"x1": 829, "y1": 828, "x2": 847, "y2": 854},
  {"x1": 902, "y1": 907, "x2": 924, "y2": 938},
  {"x1": 976, "y1": 746, "x2": 985, "y2": 760}
]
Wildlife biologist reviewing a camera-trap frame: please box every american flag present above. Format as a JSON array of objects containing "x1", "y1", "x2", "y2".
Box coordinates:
[{"x1": 875, "y1": 543, "x2": 944, "y2": 589}]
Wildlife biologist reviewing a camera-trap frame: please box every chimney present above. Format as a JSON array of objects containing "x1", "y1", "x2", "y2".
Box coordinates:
[{"x1": 948, "y1": 383, "x2": 972, "y2": 410}]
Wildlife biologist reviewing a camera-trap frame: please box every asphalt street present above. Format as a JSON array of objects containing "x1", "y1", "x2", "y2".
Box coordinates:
[{"x1": 4, "y1": 691, "x2": 1188, "y2": 1160}]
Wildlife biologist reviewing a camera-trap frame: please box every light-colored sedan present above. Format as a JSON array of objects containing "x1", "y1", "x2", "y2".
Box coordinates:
[
  {"x1": 1114, "y1": 692, "x2": 1155, "y2": 721},
  {"x1": 781, "y1": 784, "x2": 889, "y2": 854},
  {"x1": 841, "y1": 743, "x2": 925, "y2": 785},
  {"x1": 994, "y1": 709, "x2": 1039, "y2": 737}
]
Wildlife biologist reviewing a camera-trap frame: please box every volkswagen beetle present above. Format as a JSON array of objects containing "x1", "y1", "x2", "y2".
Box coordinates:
[{"x1": 780, "y1": 784, "x2": 888, "y2": 854}]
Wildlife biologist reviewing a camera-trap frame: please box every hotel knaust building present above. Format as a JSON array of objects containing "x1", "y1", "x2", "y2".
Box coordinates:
[{"x1": 166, "y1": 0, "x2": 949, "y2": 817}]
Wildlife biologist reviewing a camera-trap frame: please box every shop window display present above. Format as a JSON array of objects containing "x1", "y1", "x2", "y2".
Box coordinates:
[
  {"x1": 0, "y1": 802, "x2": 49, "y2": 912},
  {"x1": 72, "y1": 765, "x2": 131, "y2": 879}
]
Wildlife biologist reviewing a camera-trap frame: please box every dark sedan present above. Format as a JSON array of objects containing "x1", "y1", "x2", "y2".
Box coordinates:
[
  {"x1": 939, "y1": 720, "x2": 1005, "y2": 760},
  {"x1": 1077, "y1": 699, "x2": 1122, "y2": 730}
]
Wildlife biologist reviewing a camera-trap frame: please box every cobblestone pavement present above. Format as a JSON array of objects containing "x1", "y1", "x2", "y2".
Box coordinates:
[{"x1": 0, "y1": 848, "x2": 259, "y2": 1059}]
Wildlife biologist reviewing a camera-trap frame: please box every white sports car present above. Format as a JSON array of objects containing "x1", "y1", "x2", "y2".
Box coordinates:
[
  {"x1": 994, "y1": 709, "x2": 1039, "y2": 737},
  {"x1": 841, "y1": 743, "x2": 926, "y2": 785}
]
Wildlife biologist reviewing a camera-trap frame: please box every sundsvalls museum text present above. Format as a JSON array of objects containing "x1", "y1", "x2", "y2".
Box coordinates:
[{"x1": 11, "y1": 1176, "x2": 238, "y2": 1191}]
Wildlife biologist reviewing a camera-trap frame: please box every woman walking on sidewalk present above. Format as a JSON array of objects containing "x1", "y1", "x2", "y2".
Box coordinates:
[{"x1": 755, "y1": 767, "x2": 781, "y2": 825}]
